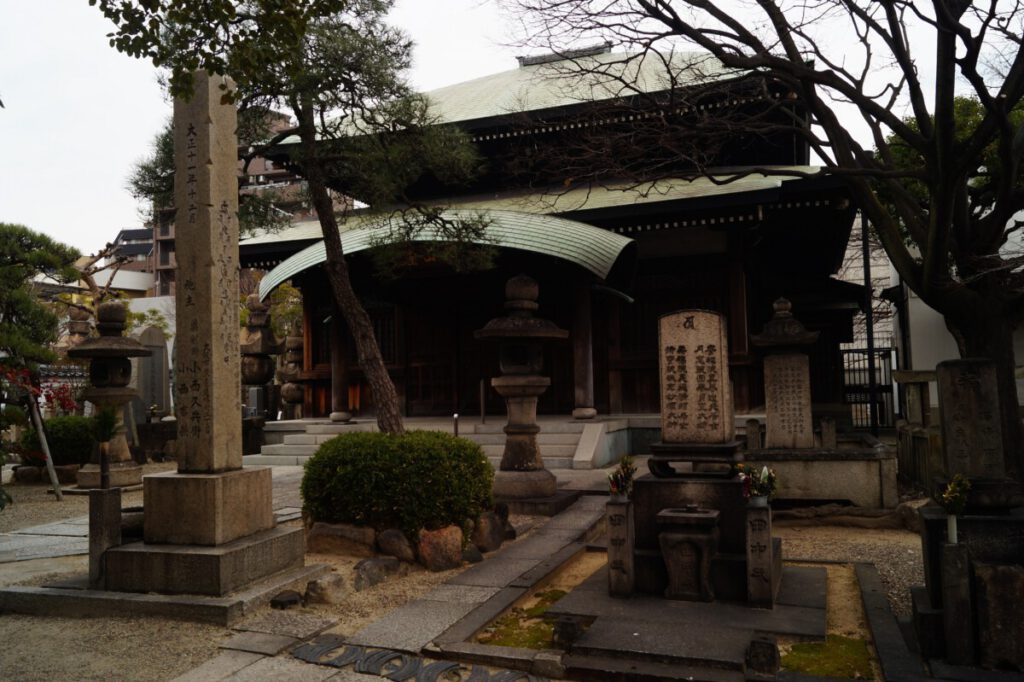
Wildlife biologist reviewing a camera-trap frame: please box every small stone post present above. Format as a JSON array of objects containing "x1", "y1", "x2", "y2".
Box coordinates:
[
  {"x1": 941, "y1": 543, "x2": 975, "y2": 665},
  {"x1": 88, "y1": 488, "x2": 121, "y2": 588},
  {"x1": 606, "y1": 498, "x2": 635, "y2": 596},
  {"x1": 746, "y1": 503, "x2": 775, "y2": 608},
  {"x1": 820, "y1": 416, "x2": 837, "y2": 449}
]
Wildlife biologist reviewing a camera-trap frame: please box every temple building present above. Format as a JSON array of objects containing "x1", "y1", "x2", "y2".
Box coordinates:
[{"x1": 239, "y1": 47, "x2": 862, "y2": 422}]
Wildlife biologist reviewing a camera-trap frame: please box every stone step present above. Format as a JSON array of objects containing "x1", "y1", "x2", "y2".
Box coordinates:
[
  {"x1": 471, "y1": 421, "x2": 586, "y2": 435},
  {"x1": 243, "y1": 454, "x2": 307, "y2": 466},
  {"x1": 486, "y1": 456, "x2": 573, "y2": 470},
  {"x1": 259, "y1": 444, "x2": 319, "y2": 456},
  {"x1": 466, "y1": 433, "x2": 581, "y2": 445},
  {"x1": 481, "y1": 443, "x2": 577, "y2": 457},
  {"x1": 282, "y1": 433, "x2": 346, "y2": 446},
  {"x1": 303, "y1": 423, "x2": 378, "y2": 435}
]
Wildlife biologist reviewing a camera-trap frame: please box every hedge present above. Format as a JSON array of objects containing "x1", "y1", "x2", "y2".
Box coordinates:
[
  {"x1": 301, "y1": 430, "x2": 494, "y2": 538},
  {"x1": 19, "y1": 415, "x2": 96, "y2": 466}
]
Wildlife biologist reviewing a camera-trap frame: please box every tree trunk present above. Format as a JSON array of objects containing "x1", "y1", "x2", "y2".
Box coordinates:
[
  {"x1": 294, "y1": 107, "x2": 404, "y2": 434},
  {"x1": 950, "y1": 314, "x2": 1022, "y2": 479}
]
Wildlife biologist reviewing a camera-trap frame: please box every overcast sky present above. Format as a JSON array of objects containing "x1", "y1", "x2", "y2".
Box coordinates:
[{"x1": 0, "y1": 0, "x2": 520, "y2": 256}]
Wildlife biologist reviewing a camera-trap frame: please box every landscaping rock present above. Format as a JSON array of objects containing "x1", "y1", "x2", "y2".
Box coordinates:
[
  {"x1": 13, "y1": 466, "x2": 42, "y2": 484},
  {"x1": 494, "y1": 502, "x2": 517, "y2": 540},
  {"x1": 353, "y1": 556, "x2": 403, "y2": 591},
  {"x1": 306, "y1": 522, "x2": 375, "y2": 556},
  {"x1": 270, "y1": 590, "x2": 303, "y2": 610},
  {"x1": 462, "y1": 545, "x2": 484, "y2": 563},
  {"x1": 417, "y1": 525, "x2": 463, "y2": 572},
  {"x1": 470, "y1": 511, "x2": 505, "y2": 553},
  {"x1": 305, "y1": 573, "x2": 348, "y2": 605},
  {"x1": 377, "y1": 528, "x2": 416, "y2": 562}
]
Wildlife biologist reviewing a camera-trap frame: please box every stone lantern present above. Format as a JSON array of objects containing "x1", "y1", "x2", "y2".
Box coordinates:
[
  {"x1": 278, "y1": 328, "x2": 305, "y2": 419},
  {"x1": 67, "y1": 301, "x2": 151, "y2": 488},
  {"x1": 240, "y1": 294, "x2": 283, "y2": 418},
  {"x1": 475, "y1": 274, "x2": 568, "y2": 499}
]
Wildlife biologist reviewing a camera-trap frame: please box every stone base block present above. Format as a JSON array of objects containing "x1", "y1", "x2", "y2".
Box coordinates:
[
  {"x1": 104, "y1": 525, "x2": 304, "y2": 596},
  {"x1": 77, "y1": 463, "x2": 143, "y2": 489},
  {"x1": 143, "y1": 467, "x2": 273, "y2": 545},
  {"x1": 910, "y1": 585, "x2": 944, "y2": 659},
  {"x1": 493, "y1": 469, "x2": 557, "y2": 499}
]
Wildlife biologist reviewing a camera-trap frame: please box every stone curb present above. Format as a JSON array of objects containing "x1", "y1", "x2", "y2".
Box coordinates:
[{"x1": 855, "y1": 562, "x2": 930, "y2": 682}]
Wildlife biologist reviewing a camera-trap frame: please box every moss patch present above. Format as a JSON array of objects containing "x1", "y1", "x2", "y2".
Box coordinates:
[
  {"x1": 782, "y1": 635, "x2": 874, "y2": 679},
  {"x1": 475, "y1": 589, "x2": 567, "y2": 649}
]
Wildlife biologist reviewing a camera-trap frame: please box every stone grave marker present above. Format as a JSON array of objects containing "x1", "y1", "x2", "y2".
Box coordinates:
[
  {"x1": 136, "y1": 326, "x2": 170, "y2": 418},
  {"x1": 658, "y1": 310, "x2": 734, "y2": 444},
  {"x1": 751, "y1": 299, "x2": 818, "y2": 449},
  {"x1": 937, "y1": 359, "x2": 1005, "y2": 479}
]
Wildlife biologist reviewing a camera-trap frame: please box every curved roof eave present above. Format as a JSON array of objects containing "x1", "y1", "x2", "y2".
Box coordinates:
[{"x1": 258, "y1": 208, "x2": 634, "y2": 301}]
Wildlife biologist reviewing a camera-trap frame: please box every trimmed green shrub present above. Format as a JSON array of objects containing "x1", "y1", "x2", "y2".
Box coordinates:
[
  {"x1": 301, "y1": 430, "x2": 494, "y2": 538},
  {"x1": 19, "y1": 415, "x2": 96, "y2": 466}
]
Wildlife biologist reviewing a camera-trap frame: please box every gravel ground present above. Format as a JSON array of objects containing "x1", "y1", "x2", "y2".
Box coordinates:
[
  {"x1": 775, "y1": 523, "x2": 924, "y2": 618},
  {"x1": 0, "y1": 462, "x2": 175, "y2": 533}
]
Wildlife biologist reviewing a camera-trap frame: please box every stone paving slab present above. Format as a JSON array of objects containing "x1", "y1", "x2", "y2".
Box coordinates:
[
  {"x1": 235, "y1": 611, "x2": 338, "y2": 640},
  {"x1": 510, "y1": 543, "x2": 584, "y2": 588},
  {"x1": 225, "y1": 655, "x2": 338, "y2": 681},
  {"x1": 420, "y1": 584, "x2": 502, "y2": 605},
  {"x1": 548, "y1": 566, "x2": 826, "y2": 639},
  {"x1": 434, "y1": 587, "x2": 527, "y2": 645},
  {"x1": 220, "y1": 632, "x2": 299, "y2": 656},
  {"x1": 572, "y1": 616, "x2": 749, "y2": 668},
  {"x1": 776, "y1": 564, "x2": 828, "y2": 609},
  {"x1": 171, "y1": 650, "x2": 265, "y2": 682},
  {"x1": 445, "y1": 559, "x2": 538, "y2": 588},
  {"x1": 0, "y1": 533, "x2": 88, "y2": 562},
  {"x1": 345, "y1": 599, "x2": 478, "y2": 654}
]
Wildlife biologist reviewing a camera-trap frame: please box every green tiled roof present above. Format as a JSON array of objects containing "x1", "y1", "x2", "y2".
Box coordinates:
[
  {"x1": 256, "y1": 208, "x2": 634, "y2": 300},
  {"x1": 422, "y1": 50, "x2": 736, "y2": 124}
]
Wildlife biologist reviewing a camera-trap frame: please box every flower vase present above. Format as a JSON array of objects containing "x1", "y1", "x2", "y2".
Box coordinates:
[
  {"x1": 946, "y1": 513, "x2": 958, "y2": 544},
  {"x1": 749, "y1": 495, "x2": 769, "y2": 508},
  {"x1": 609, "y1": 493, "x2": 629, "y2": 504}
]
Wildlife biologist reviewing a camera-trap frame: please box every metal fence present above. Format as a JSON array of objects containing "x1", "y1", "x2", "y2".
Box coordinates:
[{"x1": 841, "y1": 347, "x2": 896, "y2": 429}]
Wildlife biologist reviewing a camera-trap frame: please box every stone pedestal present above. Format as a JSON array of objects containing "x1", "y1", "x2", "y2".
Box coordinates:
[
  {"x1": 657, "y1": 507, "x2": 718, "y2": 601},
  {"x1": 941, "y1": 543, "x2": 975, "y2": 666},
  {"x1": 607, "y1": 499, "x2": 635, "y2": 597},
  {"x1": 819, "y1": 416, "x2": 837, "y2": 449},
  {"x1": 77, "y1": 462, "x2": 144, "y2": 490},
  {"x1": 143, "y1": 467, "x2": 274, "y2": 546}
]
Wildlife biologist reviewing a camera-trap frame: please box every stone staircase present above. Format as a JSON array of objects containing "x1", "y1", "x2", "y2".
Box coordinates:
[
  {"x1": 464, "y1": 421, "x2": 585, "y2": 470},
  {"x1": 242, "y1": 419, "x2": 588, "y2": 470}
]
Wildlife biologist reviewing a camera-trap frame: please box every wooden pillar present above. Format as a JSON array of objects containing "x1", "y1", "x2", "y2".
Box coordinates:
[
  {"x1": 728, "y1": 239, "x2": 753, "y2": 412},
  {"x1": 329, "y1": 307, "x2": 351, "y2": 422},
  {"x1": 572, "y1": 282, "x2": 597, "y2": 419}
]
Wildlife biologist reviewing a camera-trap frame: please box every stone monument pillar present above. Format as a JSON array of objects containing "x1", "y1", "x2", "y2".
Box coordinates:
[
  {"x1": 750, "y1": 299, "x2": 819, "y2": 449},
  {"x1": 475, "y1": 275, "x2": 568, "y2": 500},
  {"x1": 103, "y1": 72, "x2": 306, "y2": 598}
]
